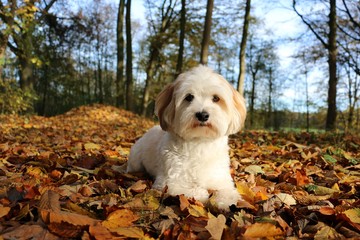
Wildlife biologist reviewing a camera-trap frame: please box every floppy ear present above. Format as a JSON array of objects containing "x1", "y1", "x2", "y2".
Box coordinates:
[
  {"x1": 155, "y1": 82, "x2": 176, "y2": 131},
  {"x1": 227, "y1": 88, "x2": 247, "y2": 135}
]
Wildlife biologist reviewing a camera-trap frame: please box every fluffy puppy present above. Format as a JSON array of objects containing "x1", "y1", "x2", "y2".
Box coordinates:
[{"x1": 127, "y1": 65, "x2": 246, "y2": 209}]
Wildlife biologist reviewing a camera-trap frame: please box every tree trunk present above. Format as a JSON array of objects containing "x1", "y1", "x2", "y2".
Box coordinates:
[
  {"x1": 141, "y1": 47, "x2": 158, "y2": 116},
  {"x1": 176, "y1": 0, "x2": 186, "y2": 75},
  {"x1": 199, "y1": 0, "x2": 213, "y2": 65},
  {"x1": 293, "y1": 0, "x2": 338, "y2": 131},
  {"x1": 249, "y1": 71, "x2": 256, "y2": 128},
  {"x1": 19, "y1": 56, "x2": 34, "y2": 92},
  {"x1": 237, "y1": 0, "x2": 251, "y2": 96},
  {"x1": 116, "y1": 0, "x2": 125, "y2": 107},
  {"x1": 125, "y1": 0, "x2": 133, "y2": 111},
  {"x1": 325, "y1": 0, "x2": 337, "y2": 131},
  {"x1": 265, "y1": 68, "x2": 273, "y2": 129},
  {"x1": 18, "y1": 24, "x2": 35, "y2": 92},
  {"x1": 97, "y1": 58, "x2": 103, "y2": 104},
  {"x1": 0, "y1": 1, "x2": 16, "y2": 78}
]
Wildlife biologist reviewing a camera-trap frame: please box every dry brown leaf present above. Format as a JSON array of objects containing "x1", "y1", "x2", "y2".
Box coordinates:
[
  {"x1": 48, "y1": 221, "x2": 86, "y2": 238},
  {"x1": 89, "y1": 222, "x2": 121, "y2": 239},
  {"x1": 205, "y1": 214, "x2": 226, "y2": 240},
  {"x1": 41, "y1": 209, "x2": 99, "y2": 226},
  {"x1": 39, "y1": 190, "x2": 61, "y2": 212},
  {"x1": 128, "y1": 180, "x2": 148, "y2": 193},
  {"x1": 179, "y1": 194, "x2": 190, "y2": 211},
  {"x1": 1, "y1": 224, "x2": 60, "y2": 240}
]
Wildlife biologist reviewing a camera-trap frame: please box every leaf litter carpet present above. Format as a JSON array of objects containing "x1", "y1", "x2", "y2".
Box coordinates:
[{"x1": 0, "y1": 104, "x2": 359, "y2": 239}]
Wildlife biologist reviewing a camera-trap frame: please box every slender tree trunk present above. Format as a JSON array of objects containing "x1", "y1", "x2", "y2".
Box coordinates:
[
  {"x1": 176, "y1": 0, "x2": 186, "y2": 75},
  {"x1": 266, "y1": 68, "x2": 273, "y2": 129},
  {"x1": 326, "y1": 0, "x2": 337, "y2": 131},
  {"x1": 116, "y1": 0, "x2": 125, "y2": 107},
  {"x1": 305, "y1": 67, "x2": 310, "y2": 132},
  {"x1": 125, "y1": 0, "x2": 133, "y2": 111},
  {"x1": 199, "y1": 0, "x2": 213, "y2": 65},
  {"x1": 249, "y1": 71, "x2": 256, "y2": 128},
  {"x1": 237, "y1": 0, "x2": 251, "y2": 96},
  {"x1": 97, "y1": 57, "x2": 103, "y2": 104},
  {"x1": 141, "y1": 47, "x2": 158, "y2": 116}
]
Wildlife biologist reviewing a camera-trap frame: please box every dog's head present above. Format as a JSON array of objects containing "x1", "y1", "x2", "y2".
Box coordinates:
[{"x1": 155, "y1": 65, "x2": 246, "y2": 140}]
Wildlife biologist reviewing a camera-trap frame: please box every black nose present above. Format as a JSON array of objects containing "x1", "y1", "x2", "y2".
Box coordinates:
[{"x1": 195, "y1": 111, "x2": 209, "y2": 122}]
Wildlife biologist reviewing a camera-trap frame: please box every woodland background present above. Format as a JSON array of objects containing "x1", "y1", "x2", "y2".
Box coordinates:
[
  {"x1": 1, "y1": 1, "x2": 360, "y2": 239},
  {"x1": 0, "y1": 0, "x2": 359, "y2": 131}
]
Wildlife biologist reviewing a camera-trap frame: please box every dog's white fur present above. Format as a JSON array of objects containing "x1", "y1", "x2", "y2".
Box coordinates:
[{"x1": 127, "y1": 65, "x2": 246, "y2": 209}]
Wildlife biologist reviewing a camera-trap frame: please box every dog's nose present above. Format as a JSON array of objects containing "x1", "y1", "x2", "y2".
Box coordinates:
[{"x1": 195, "y1": 111, "x2": 209, "y2": 122}]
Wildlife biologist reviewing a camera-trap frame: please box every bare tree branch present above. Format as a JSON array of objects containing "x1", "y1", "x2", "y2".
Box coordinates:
[{"x1": 292, "y1": 0, "x2": 328, "y2": 48}]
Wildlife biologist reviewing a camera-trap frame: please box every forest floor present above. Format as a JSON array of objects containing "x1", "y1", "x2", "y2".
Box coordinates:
[{"x1": 0, "y1": 104, "x2": 359, "y2": 239}]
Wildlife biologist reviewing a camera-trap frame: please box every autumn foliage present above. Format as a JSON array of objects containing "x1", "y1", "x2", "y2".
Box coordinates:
[{"x1": 0, "y1": 104, "x2": 359, "y2": 239}]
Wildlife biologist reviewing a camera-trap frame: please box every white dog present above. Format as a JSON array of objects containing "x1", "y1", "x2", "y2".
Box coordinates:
[{"x1": 127, "y1": 65, "x2": 246, "y2": 209}]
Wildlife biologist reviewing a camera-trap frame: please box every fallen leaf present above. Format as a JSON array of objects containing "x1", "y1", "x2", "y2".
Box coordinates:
[
  {"x1": 48, "y1": 221, "x2": 86, "y2": 238},
  {"x1": 244, "y1": 165, "x2": 264, "y2": 175},
  {"x1": 1, "y1": 224, "x2": 60, "y2": 240},
  {"x1": 205, "y1": 214, "x2": 226, "y2": 240},
  {"x1": 188, "y1": 204, "x2": 208, "y2": 218},
  {"x1": 0, "y1": 206, "x2": 11, "y2": 218},
  {"x1": 314, "y1": 225, "x2": 344, "y2": 240},
  {"x1": 243, "y1": 222, "x2": 283, "y2": 238},
  {"x1": 276, "y1": 193, "x2": 297, "y2": 206},
  {"x1": 84, "y1": 142, "x2": 101, "y2": 150},
  {"x1": 236, "y1": 182, "x2": 255, "y2": 203},
  {"x1": 102, "y1": 209, "x2": 139, "y2": 229},
  {"x1": 319, "y1": 206, "x2": 336, "y2": 215},
  {"x1": 344, "y1": 208, "x2": 360, "y2": 224},
  {"x1": 129, "y1": 180, "x2": 148, "y2": 193}
]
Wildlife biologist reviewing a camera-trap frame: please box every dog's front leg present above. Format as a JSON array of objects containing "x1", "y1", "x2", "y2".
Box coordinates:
[{"x1": 166, "y1": 181, "x2": 209, "y2": 203}]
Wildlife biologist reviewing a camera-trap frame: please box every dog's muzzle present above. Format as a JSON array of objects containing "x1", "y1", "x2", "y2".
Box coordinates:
[{"x1": 195, "y1": 111, "x2": 209, "y2": 122}]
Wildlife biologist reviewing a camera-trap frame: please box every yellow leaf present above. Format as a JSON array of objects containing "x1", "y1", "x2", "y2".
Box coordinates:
[
  {"x1": 188, "y1": 204, "x2": 207, "y2": 218},
  {"x1": 314, "y1": 225, "x2": 343, "y2": 240},
  {"x1": 236, "y1": 182, "x2": 255, "y2": 203},
  {"x1": 84, "y1": 142, "x2": 101, "y2": 150},
  {"x1": 344, "y1": 208, "x2": 360, "y2": 224},
  {"x1": 244, "y1": 222, "x2": 283, "y2": 238},
  {"x1": 276, "y1": 193, "x2": 297, "y2": 206},
  {"x1": 112, "y1": 227, "x2": 147, "y2": 238},
  {"x1": 102, "y1": 209, "x2": 139, "y2": 230}
]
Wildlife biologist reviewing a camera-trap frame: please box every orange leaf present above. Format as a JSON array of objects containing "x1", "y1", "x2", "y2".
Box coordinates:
[
  {"x1": 0, "y1": 206, "x2": 10, "y2": 218},
  {"x1": 244, "y1": 222, "x2": 283, "y2": 238},
  {"x1": 296, "y1": 169, "x2": 311, "y2": 186},
  {"x1": 319, "y1": 206, "x2": 336, "y2": 216},
  {"x1": 102, "y1": 209, "x2": 139, "y2": 230}
]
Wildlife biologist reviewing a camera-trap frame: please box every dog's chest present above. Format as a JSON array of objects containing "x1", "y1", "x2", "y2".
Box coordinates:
[{"x1": 163, "y1": 137, "x2": 229, "y2": 178}]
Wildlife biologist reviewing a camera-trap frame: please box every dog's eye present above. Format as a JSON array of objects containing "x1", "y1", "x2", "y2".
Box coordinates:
[
  {"x1": 185, "y1": 94, "x2": 194, "y2": 102},
  {"x1": 212, "y1": 95, "x2": 220, "y2": 103}
]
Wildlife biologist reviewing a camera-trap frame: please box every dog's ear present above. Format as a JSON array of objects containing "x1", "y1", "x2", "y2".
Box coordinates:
[
  {"x1": 227, "y1": 88, "x2": 247, "y2": 135},
  {"x1": 155, "y1": 81, "x2": 177, "y2": 131}
]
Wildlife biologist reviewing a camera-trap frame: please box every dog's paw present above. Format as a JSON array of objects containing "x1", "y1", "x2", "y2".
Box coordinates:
[
  {"x1": 215, "y1": 189, "x2": 241, "y2": 210},
  {"x1": 190, "y1": 188, "x2": 210, "y2": 203}
]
